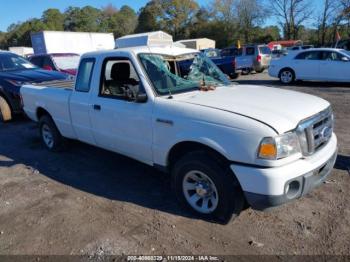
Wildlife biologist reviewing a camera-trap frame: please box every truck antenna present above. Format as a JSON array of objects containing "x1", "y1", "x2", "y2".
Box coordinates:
[{"x1": 168, "y1": 88, "x2": 173, "y2": 99}]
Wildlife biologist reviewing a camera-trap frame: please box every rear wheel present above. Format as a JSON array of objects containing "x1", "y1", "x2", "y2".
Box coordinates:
[
  {"x1": 279, "y1": 68, "x2": 295, "y2": 84},
  {"x1": 39, "y1": 115, "x2": 64, "y2": 152},
  {"x1": 0, "y1": 96, "x2": 12, "y2": 122},
  {"x1": 172, "y1": 151, "x2": 244, "y2": 224},
  {"x1": 241, "y1": 68, "x2": 251, "y2": 75}
]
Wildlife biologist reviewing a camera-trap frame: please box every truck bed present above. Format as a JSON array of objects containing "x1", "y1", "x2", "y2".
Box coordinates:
[
  {"x1": 21, "y1": 81, "x2": 76, "y2": 139},
  {"x1": 32, "y1": 80, "x2": 75, "y2": 89}
]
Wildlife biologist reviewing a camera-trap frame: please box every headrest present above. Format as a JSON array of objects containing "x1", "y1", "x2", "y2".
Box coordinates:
[{"x1": 111, "y1": 62, "x2": 130, "y2": 81}]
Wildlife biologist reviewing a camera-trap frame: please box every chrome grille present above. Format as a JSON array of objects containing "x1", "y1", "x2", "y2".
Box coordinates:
[{"x1": 297, "y1": 107, "x2": 333, "y2": 156}]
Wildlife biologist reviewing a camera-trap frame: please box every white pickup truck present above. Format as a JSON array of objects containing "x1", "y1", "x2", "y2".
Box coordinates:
[{"x1": 21, "y1": 45, "x2": 338, "y2": 223}]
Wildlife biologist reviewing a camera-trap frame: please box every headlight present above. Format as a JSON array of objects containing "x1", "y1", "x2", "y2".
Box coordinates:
[{"x1": 258, "y1": 132, "x2": 301, "y2": 160}]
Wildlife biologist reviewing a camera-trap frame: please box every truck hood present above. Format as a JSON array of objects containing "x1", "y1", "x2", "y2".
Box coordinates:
[
  {"x1": 175, "y1": 85, "x2": 330, "y2": 134},
  {"x1": 0, "y1": 69, "x2": 67, "y2": 83}
]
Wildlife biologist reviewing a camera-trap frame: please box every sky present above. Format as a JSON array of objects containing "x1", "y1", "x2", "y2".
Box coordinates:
[{"x1": 0, "y1": 0, "x2": 321, "y2": 32}]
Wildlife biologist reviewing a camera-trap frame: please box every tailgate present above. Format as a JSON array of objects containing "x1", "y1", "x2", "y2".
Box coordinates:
[{"x1": 236, "y1": 56, "x2": 253, "y2": 69}]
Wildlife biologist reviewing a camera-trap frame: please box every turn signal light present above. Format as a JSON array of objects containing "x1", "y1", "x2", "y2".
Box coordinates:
[{"x1": 258, "y1": 137, "x2": 277, "y2": 160}]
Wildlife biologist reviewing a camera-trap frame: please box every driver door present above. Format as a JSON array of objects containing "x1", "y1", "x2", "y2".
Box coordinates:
[{"x1": 89, "y1": 57, "x2": 153, "y2": 165}]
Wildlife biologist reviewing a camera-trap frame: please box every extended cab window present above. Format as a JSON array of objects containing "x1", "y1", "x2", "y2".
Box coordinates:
[
  {"x1": 100, "y1": 58, "x2": 140, "y2": 98},
  {"x1": 75, "y1": 58, "x2": 95, "y2": 92}
]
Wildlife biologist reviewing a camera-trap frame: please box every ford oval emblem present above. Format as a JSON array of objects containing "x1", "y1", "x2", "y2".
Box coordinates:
[{"x1": 320, "y1": 126, "x2": 332, "y2": 141}]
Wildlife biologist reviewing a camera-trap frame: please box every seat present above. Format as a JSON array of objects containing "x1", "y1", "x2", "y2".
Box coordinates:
[{"x1": 105, "y1": 62, "x2": 139, "y2": 96}]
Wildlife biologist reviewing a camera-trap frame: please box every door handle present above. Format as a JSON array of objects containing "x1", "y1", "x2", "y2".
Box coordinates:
[{"x1": 93, "y1": 104, "x2": 101, "y2": 111}]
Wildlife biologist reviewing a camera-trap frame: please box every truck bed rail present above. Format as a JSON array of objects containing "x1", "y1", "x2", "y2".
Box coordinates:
[{"x1": 32, "y1": 80, "x2": 75, "y2": 89}]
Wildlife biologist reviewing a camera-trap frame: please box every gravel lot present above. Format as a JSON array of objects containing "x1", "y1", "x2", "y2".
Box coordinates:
[{"x1": 0, "y1": 72, "x2": 349, "y2": 256}]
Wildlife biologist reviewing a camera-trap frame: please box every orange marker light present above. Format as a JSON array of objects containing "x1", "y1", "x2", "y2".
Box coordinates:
[{"x1": 259, "y1": 143, "x2": 277, "y2": 159}]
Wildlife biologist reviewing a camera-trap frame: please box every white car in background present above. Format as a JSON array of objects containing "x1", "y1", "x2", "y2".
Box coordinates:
[{"x1": 269, "y1": 48, "x2": 350, "y2": 84}]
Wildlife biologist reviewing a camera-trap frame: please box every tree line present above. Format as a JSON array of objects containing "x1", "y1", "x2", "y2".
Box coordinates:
[{"x1": 0, "y1": 0, "x2": 350, "y2": 50}]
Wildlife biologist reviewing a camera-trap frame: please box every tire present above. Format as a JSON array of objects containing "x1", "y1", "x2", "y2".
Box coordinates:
[
  {"x1": 255, "y1": 69, "x2": 264, "y2": 73},
  {"x1": 39, "y1": 115, "x2": 64, "y2": 152},
  {"x1": 279, "y1": 68, "x2": 295, "y2": 84},
  {"x1": 0, "y1": 96, "x2": 12, "y2": 122},
  {"x1": 241, "y1": 68, "x2": 251, "y2": 75},
  {"x1": 171, "y1": 151, "x2": 244, "y2": 224},
  {"x1": 230, "y1": 73, "x2": 240, "y2": 79}
]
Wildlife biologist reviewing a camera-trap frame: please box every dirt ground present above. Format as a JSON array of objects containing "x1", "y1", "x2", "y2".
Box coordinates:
[{"x1": 0, "y1": 72, "x2": 349, "y2": 256}]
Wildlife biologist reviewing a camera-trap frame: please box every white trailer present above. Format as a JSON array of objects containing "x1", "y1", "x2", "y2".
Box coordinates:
[
  {"x1": 31, "y1": 31, "x2": 115, "y2": 55},
  {"x1": 176, "y1": 38, "x2": 216, "y2": 50},
  {"x1": 115, "y1": 31, "x2": 173, "y2": 48},
  {"x1": 9, "y1": 47, "x2": 34, "y2": 57}
]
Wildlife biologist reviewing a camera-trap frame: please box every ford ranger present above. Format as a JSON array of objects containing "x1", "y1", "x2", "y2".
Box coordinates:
[{"x1": 20, "y1": 45, "x2": 338, "y2": 223}]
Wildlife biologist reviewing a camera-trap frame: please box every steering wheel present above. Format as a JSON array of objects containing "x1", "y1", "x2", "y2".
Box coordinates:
[{"x1": 121, "y1": 85, "x2": 137, "y2": 100}]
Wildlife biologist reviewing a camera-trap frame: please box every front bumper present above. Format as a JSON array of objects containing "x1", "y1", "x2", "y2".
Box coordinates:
[{"x1": 231, "y1": 134, "x2": 338, "y2": 210}]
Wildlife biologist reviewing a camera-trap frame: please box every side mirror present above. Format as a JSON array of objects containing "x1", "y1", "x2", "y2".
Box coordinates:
[
  {"x1": 341, "y1": 57, "x2": 350, "y2": 62},
  {"x1": 43, "y1": 65, "x2": 53, "y2": 71},
  {"x1": 135, "y1": 93, "x2": 148, "y2": 103}
]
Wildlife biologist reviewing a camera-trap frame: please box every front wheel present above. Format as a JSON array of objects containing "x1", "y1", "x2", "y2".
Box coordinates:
[
  {"x1": 279, "y1": 69, "x2": 295, "y2": 84},
  {"x1": 39, "y1": 115, "x2": 65, "y2": 152},
  {"x1": 230, "y1": 73, "x2": 240, "y2": 79},
  {"x1": 172, "y1": 151, "x2": 244, "y2": 224}
]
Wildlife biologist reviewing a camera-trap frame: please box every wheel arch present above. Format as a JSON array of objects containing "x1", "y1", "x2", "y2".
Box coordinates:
[
  {"x1": 36, "y1": 107, "x2": 52, "y2": 121},
  {"x1": 167, "y1": 141, "x2": 230, "y2": 171}
]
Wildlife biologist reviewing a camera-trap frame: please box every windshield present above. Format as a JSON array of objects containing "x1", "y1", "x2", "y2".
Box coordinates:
[
  {"x1": 0, "y1": 53, "x2": 38, "y2": 72},
  {"x1": 139, "y1": 53, "x2": 230, "y2": 95},
  {"x1": 52, "y1": 55, "x2": 80, "y2": 70}
]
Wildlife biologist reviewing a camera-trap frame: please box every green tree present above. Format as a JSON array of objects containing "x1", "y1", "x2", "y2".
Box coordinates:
[
  {"x1": 64, "y1": 6, "x2": 102, "y2": 32},
  {"x1": 251, "y1": 26, "x2": 281, "y2": 43},
  {"x1": 135, "y1": 0, "x2": 199, "y2": 39},
  {"x1": 189, "y1": 8, "x2": 233, "y2": 48},
  {"x1": 159, "y1": 0, "x2": 199, "y2": 39},
  {"x1": 269, "y1": 0, "x2": 313, "y2": 39},
  {"x1": 210, "y1": 0, "x2": 240, "y2": 46},
  {"x1": 100, "y1": 5, "x2": 137, "y2": 37},
  {"x1": 135, "y1": 1, "x2": 162, "y2": 33},
  {"x1": 0, "y1": 31, "x2": 7, "y2": 49},
  {"x1": 6, "y1": 19, "x2": 47, "y2": 47},
  {"x1": 237, "y1": 0, "x2": 268, "y2": 43},
  {"x1": 42, "y1": 9, "x2": 65, "y2": 31},
  {"x1": 114, "y1": 6, "x2": 138, "y2": 37}
]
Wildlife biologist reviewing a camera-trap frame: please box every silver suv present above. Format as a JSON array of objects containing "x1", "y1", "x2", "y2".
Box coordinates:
[
  {"x1": 244, "y1": 45, "x2": 271, "y2": 73},
  {"x1": 221, "y1": 45, "x2": 272, "y2": 74}
]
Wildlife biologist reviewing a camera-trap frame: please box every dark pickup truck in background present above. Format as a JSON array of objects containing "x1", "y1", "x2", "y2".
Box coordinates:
[
  {"x1": 0, "y1": 51, "x2": 68, "y2": 122},
  {"x1": 28, "y1": 53, "x2": 80, "y2": 76},
  {"x1": 201, "y1": 48, "x2": 240, "y2": 79}
]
